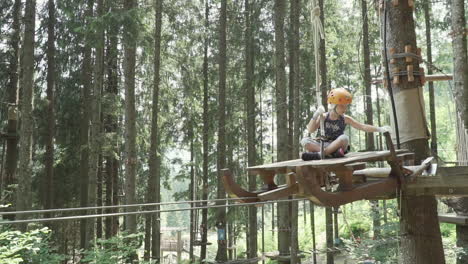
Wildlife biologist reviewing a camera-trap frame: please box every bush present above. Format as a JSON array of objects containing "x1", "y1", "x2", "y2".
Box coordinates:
[
  {"x1": 81, "y1": 232, "x2": 143, "y2": 264},
  {"x1": 0, "y1": 227, "x2": 65, "y2": 264},
  {"x1": 341, "y1": 221, "x2": 370, "y2": 240}
]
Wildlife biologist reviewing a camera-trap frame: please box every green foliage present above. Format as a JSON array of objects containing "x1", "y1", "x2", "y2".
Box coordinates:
[
  {"x1": 440, "y1": 222, "x2": 456, "y2": 238},
  {"x1": 0, "y1": 227, "x2": 65, "y2": 264},
  {"x1": 82, "y1": 232, "x2": 144, "y2": 264},
  {"x1": 341, "y1": 221, "x2": 370, "y2": 240}
]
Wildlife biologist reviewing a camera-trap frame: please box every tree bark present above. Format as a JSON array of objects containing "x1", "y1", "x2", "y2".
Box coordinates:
[
  {"x1": 245, "y1": 0, "x2": 258, "y2": 260},
  {"x1": 79, "y1": 0, "x2": 94, "y2": 249},
  {"x1": 144, "y1": 0, "x2": 162, "y2": 261},
  {"x1": 97, "y1": 155, "x2": 103, "y2": 240},
  {"x1": 87, "y1": 0, "x2": 104, "y2": 245},
  {"x1": 200, "y1": 0, "x2": 210, "y2": 260},
  {"x1": 274, "y1": 0, "x2": 290, "y2": 262},
  {"x1": 451, "y1": 0, "x2": 468, "y2": 130},
  {"x1": 16, "y1": 0, "x2": 36, "y2": 232},
  {"x1": 216, "y1": 0, "x2": 228, "y2": 261},
  {"x1": 423, "y1": 0, "x2": 437, "y2": 157},
  {"x1": 317, "y1": 1, "x2": 333, "y2": 262},
  {"x1": 361, "y1": 0, "x2": 374, "y2": 151},
  {"x1": 450, "y1": 1, "x2": 468, "y2": 263},
  {"x1": 104, "y1": 0, "x2": 120, "y2": 238},
  {"x1": 381, "y1": 2, "x2": 445, "y2": 262},
  {"x1": 124, "y1": 0, "x2": 138, "y2": 235},
  {"x1": 189, "y1": 123, "x2": 195, "y2": 262},
  {"x1": 289, "y1": 1, "x2": 301, "y2": 262},
  {"x1": 44, "y1": 0, "x2": 56, "y2": 219},
  {"x1": 4, "y1": 0, "x2": 21, "y2": 211}
]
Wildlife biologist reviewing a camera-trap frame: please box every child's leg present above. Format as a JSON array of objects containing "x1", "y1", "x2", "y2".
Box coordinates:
[
  {"x1": 324, "y1": 135, "x2": 349, "y2": 155},
  {"x1": 301, "y1": 137, "x2": 321, "y2": 152}
]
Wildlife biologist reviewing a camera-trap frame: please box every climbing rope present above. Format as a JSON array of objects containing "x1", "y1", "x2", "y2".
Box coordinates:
[
  {"x1": 310, "y1": 0, "x2": 324, "y2": 103},
  {"x1": 381, "y1": 0, "x2": 401, "y2": 148},
  {"x1": 310, "y1": 0, "x2": 327, "y2": 159}
]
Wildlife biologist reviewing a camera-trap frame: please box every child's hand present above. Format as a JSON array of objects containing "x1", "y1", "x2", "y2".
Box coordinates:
[
  {"x1": 377, "y1": 126, "x2": 391, "y2": 133},
  {"x1": 312, "y1": 105, "x2": 325, "y2": 120}
]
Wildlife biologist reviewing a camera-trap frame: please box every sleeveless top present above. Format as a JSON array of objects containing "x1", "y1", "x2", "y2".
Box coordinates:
[{"x1": 318, "y1": 113, "x2": 347, "y2": 141}]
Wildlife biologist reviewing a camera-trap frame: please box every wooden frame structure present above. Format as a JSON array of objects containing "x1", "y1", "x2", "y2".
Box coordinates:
[{"x1": 222, "y1": 132, "x2": 468, "y2": 207}]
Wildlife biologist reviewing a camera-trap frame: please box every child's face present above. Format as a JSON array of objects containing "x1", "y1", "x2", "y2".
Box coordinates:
[{"x1": 336, "y1": 104, "x2": 348, "y2": 115}]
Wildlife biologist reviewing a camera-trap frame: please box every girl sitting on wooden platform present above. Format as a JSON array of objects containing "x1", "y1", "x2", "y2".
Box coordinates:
[{"x1": 301, "y1": 88, "x2": 391, "y2": 160}]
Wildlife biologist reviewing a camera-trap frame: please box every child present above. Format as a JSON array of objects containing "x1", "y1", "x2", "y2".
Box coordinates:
[{"x1": 301, "y1": 88, "x2": 390, "y2": 160}]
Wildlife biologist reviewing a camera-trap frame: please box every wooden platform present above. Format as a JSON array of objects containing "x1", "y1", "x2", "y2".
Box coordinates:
[
  {"x1": 247, "y1": 149, "x2": 409, "y2": 173},
  {"x1": 222, "y1": 144, "x2": 419, "y2": 207},
  {"x1": 222, "y1": 131, "x2": 468, "y2": 207}
]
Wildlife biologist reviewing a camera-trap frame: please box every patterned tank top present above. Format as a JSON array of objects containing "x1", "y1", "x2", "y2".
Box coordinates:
[{"x1": 318, "y1": 112, "x2": 346, "y2": 141}]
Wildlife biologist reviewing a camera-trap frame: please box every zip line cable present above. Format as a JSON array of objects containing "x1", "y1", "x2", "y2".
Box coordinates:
[
  {"x1": 0, "y1": 195, "x2": 287, "y2": 216},
  {"x1": 0, "y1": 197, "x2": 307, "y2": 225}
]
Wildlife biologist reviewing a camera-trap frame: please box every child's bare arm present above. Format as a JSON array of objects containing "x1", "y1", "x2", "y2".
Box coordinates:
[
  {"x1": 306, "y1": 115, "x2": 322, "y2": 133},
  {"x1": 344, "y1": 115, "x2": 380, "y2": 132}
]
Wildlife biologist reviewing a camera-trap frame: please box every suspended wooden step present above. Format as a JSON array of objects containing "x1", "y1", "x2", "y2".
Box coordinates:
[
  {"x1": 192, "y1": 240, "x2": 212, "y2": 246},
  {"x1": 264, "y1": 251, "x2": 307, "y2": 261}
]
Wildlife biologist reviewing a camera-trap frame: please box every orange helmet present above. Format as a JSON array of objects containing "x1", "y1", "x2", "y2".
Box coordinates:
[{"x1": 327, "y1": 88, "x2": 352, "y2": 105}]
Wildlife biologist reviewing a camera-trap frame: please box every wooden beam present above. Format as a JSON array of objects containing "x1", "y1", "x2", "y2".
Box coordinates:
[
  {"x1": 438, "y1": 214, "x2": 468, "y2": 226},
  {"x1": 372, "y1": 74, "x2": 453, "y2": 84},
  {"x1": 257, "y1": 184, "x2": 298, "y2": 201},
  {"x1": 404, "y1": 167, "x2": 468, "y2": 196}
]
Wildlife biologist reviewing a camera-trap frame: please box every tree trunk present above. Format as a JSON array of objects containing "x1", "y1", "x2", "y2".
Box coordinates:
[
  {"x1": 80, "y1": 0, "x2": 94, "y2": 249},
  {"x1": 216, "y1": 0, "x2": 228, "y2": 261},
  {"x1": 87, "y1": 0, "x2": 104, "y2": 245},
  {"x1": 15, "y1": 0, "x2": 36, "y2": 232},
  {"x1": 200, "y1": 0, "x2": 210, "y2": 260},
  {"x1": 361, "y1": 0, "x2": 374, "y2": 151},
  {"x1": 317, "y1": 1, "x2": 333, "y2": 262},
  {"x1": 274, "y1": 0, "x2": 290, "y2": 262},
  {"x1": 325, "y1": 207, "x2": 333, "y2": 264},
  {"x1": 451, "y1": 0, "x2": 468, "y2": 130},
  {"x1": 245, "y1": 0, "x2": 258, "y2": 260},
  {"x1": 309, "y1": 202, "x2": 317, "y2": 264},
  {"x1": 381, "y1": 2, "x2": 445, "y2": 263},
  {"x1": 290, "y1": 1, "x2": 300, "y2": 262},
  {"x1": 189, "y1": 123, "x2": 195, "y2": 262},
  {"x1": 44, "y1": 0, "x2": 56, "y2": 219},
  {"x1": 450, "y1": 0, "x2": 468, "y2": 263},
  {"x1": 124, "y1": 0, "x2": 138, "y2": 235},
  {"x1": 423, "y1": 0, "x2": 437, "y2": 157},
  {"x1": 4, "y1": 0, "x2": 21, "y2": 213},
  {"x1": 144, "y1": 0, "x2": 162, "y2": 261},
  {"x1": 97, "y1": 155, "x2": 103, "y2": 240},
  {"x1": 104, "y1": 1, "x2": 120, "y2": 238}
]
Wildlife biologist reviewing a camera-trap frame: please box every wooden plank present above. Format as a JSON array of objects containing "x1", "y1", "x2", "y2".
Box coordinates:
[
  {"x1": 247, "y1": 150, "x2": 409, "y2": 172},
  {"x1": 438, "y1": 214, "x2": 468, "y2": 226},
  {"x1": 372, "y1": 74, "x2": 453, "y2": 84},
  {"x1": 437, "y1": 166, "x2": 468, "y2": 177}
]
